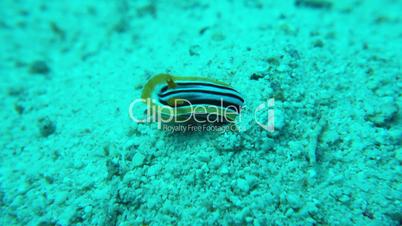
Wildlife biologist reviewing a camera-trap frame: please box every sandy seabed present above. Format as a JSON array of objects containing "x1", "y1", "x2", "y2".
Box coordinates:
[{"x1": 0, "y1": 0, "x2": 401, "y2": 225}]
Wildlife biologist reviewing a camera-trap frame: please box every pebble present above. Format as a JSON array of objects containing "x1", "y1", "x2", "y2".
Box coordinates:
[
  {"x1": 237, "y1": 179, "x2": 250, "y2": 193},
  {"x1": 38, "y1": 117, "x2": 56, "y2": 137},
  {"x1": 230, "y1": 195, "x2": 242, "y2": 207},
  {"x1": 299, "y1": 201, "x2": 318, "y2": 217},
  {"x1": 287, "y1": 193, "x2": 303, "y2": 209},
  {"x1": 189, "y1": 45, "x2": 201, "y2": 56},
  {"x1": 339, "y1": 194, "x2": 350, "y2": 203},
  {"x1": 84, "y1": 205, "x2": 92, "y2": 214},
  {"x1": 147, "y1": 164, "x2": 160, "y2": 176},
  {"x1": 245, "y1": 175, "x2": 258, "y2": 189},
  {"x1": 285, "y1": 208, "x2": 295, "y2": 217},
  {"x1": 210, "y1": 158, "x2": 222, "y2": 169},
  {"x1": 295, "y1": 0, "x2": 332, "y2": 9},
  {"x1": 198, "y1": 152, "x2": 210, "y2": 162},
  {"x1": 220, "y1": 166, "x2": 229, "y2": 175},
  {"x1": 132, "y1": 153, "x2": 145, "y2": 167},
  {"x1": 54, "y1": 191, "x2": 68, "y2": 205},
  {"x1": 29, "y1": 60, "x2": 50, "y2": 75}
]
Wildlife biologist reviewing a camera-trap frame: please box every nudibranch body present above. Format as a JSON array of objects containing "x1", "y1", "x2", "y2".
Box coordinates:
[{"x1": 141, "y1": 74, "x2": 244, "y2": 123}]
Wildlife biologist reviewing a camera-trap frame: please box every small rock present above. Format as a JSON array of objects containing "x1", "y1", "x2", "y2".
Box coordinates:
[
  {"x1": 388, "y1": 128, "x2": 402, "y2": 145},
  {"x1": 132, "y1": 153, "x2": 145, "y2": 167},
  {"x1": 265, "y1": 56, "x2": 280, "y2": 66},
  {"x1": 306, "y1": 169, "x2": 317, "y2": 185},
  {"x1": 189, "y1": 45, "x2": 201, "y2": 56},
  {"x1": 220, "y1": 166, "x2": 229, "y2": 174},
  {"x1": 198, "y1": 152, "x2": 211, "y2": 162},
  {"x1": 237, "y1": 179, "x2": 250, "y2": 193},
  {"x1": 287, "y1": 193, "x2": 303, "y2": 209},
  {"x1": 260, "y1": 137, "x2": 274, "y2": 151},
  {"x1": 54, "y1": 191, "x2": 68, "y2": 205},
  {"x1": 250, "y1": 73, "x2": 264, "y2": 81},
  {"x1": 245, "y1": 175, "x2": 259, "y2": 189},
  {"x1": 285, "y1": 208, "x2": 295, "y2": 217},
  {"x1": 50, "y1": 22, "x2": 66, "y2": 39},
  {"x1": 215, "y1": 133, "x2": 242, "y2": 151},
  {"x1": 137, "y1": 3, "x2": 157, "y2": 17},
  {"x1": 113, "y1": 18, "x2": 129, "y2": 33},
  {"x1": 339, "y1": 194, "x2": 350, "y2": 204},
  {"x1": 14, "y1": 103, "x2": 24, "y2": 114},
  {"x1": 8, "y1": 87, "x2": 25, "y2": 96},
  {"x1": 385, "y1": 209, "x2": 402, "y2": 223},
  {"x1": 29, "y1": 60, "x2": 50, "y2": 75},
  {"x1": 199, "y1": 26, "x2": 209, "y2": 35},
  {"x1": 147, "y1": 164, "x2": 160, "y2": 176},
  {"x1": 367, "y1": 96, "x2": 397, "y2": 127},
  {"x1": 295, "y1": 0, "x2": 332, "y2": 9},
  {"x1": 229, "y1": 195, "x2": 242, "y2": 207},
  {"x1": 312, "y1": 39, "x2": 324, "y2": 48},
  {"x1": 84, "y1": 205, "x2": 92, "y2": 214},
  {"x1": 299, "y1": 201, "x2": 318, "y2": 217},
  {"x1": 210, "y1": 158, "x2": 222, "y2": 169},
  {"x1": 286, "y1": 48, "x2": 300, "y2": 59},
  {"x1": 38, "y1": 117, "x2": 56, "y2": 137},
  {"x1": 106, "y1": 159, "x2": 120, "y2": 179}
]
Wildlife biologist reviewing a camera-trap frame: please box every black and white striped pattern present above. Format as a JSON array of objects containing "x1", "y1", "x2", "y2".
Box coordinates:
[{"x1": 157, "y1": 82, "x2": 244, "y2": 113}]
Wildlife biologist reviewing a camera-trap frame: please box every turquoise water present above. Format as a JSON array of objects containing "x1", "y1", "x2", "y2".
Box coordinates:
[{"x1": 1, "y1": 0, "x2": 401, "y2": 225}]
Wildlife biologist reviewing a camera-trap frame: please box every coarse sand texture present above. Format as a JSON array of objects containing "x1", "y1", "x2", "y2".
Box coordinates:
[{"x1": 0, "y1": 0, "x2": 401, "y2": 225}]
